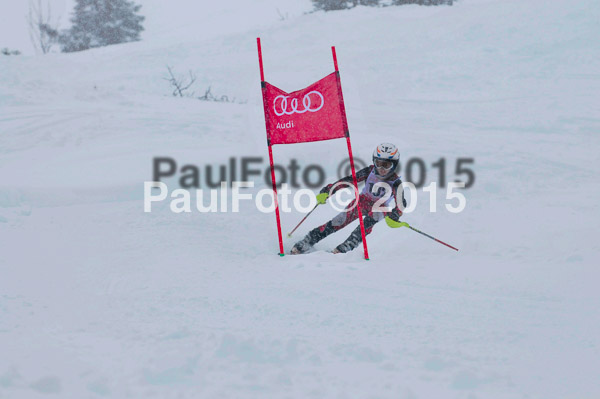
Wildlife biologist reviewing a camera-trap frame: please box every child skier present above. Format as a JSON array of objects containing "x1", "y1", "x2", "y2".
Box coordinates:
[{"x1": 291, "y1": 142, "x2": 408, "y2": 254}]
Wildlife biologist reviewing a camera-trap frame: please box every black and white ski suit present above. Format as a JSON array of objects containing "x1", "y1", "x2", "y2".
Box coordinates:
[{"x1": 302, "y1": 165, "x2": 406, "y2": 253}]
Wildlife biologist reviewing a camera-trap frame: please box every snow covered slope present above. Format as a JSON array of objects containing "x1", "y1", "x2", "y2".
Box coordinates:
[{"x1": 1, "y1": 0, "x2": 599, "y2": 398}]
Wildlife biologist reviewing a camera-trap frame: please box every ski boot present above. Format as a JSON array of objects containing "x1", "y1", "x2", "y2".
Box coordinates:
[
  {"x1": 290, "y1": 236, "x2": 313, "y2": 255},
  {"x1": 333, "y1": 229, "x2": 362, "y2": 254}
]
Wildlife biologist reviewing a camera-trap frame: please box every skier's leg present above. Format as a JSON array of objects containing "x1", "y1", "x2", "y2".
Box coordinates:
[
  {"x1": 333, "y1": 210, "x2": 384, "y2": 254},
  {"x1": 291, "y1": 206, "x2": 359, "y2": 254}
]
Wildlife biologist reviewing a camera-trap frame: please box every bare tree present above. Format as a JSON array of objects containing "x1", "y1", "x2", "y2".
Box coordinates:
[
  {"x1": 27, "y1": 0, "x2": 60, "y2": 54},
  {"x1": 276, "y1": 8, "x2": 289, "y2": 21},
  {"x1": 164, "y1": 66, "x2": 197, "y2": 97}
]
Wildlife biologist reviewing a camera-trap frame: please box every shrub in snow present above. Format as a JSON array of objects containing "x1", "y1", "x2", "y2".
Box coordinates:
[{"x1": 1, "y1": 48, "x2": 22, "y2": 56}]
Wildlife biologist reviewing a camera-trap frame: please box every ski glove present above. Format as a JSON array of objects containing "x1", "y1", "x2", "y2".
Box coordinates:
[
  {"x1": 316, "y1": 192, "x2": 329, "y2": 204},
  {"x1": 385, "y1": 216, "x2": 408, "y2": 229}
]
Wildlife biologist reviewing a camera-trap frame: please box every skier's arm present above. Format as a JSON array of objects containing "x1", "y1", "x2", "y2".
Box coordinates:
[
  {"x1": 387, "y1": 179, "x2": 407, "y2": 222},
  {"x1": 319, "y1": 165, "x2": 373, "y2": 195}
]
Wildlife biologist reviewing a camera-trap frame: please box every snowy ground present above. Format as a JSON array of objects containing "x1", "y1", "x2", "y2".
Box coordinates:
[{"x1": 1, "y1": 0, "x2": 599, "y2": 398}]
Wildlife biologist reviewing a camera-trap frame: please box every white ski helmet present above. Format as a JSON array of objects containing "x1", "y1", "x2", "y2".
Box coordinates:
[{"x1": 372, "y1": 143, "x2": 400, "y2": 178}]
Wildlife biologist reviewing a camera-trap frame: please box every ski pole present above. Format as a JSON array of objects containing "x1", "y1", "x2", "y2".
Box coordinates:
[
  {"x1": 398, "y1": 222, "x2": 459, "y2": 251},
  {"x1": 287, "y1": 204, "x2": 319, "y2": 237}
]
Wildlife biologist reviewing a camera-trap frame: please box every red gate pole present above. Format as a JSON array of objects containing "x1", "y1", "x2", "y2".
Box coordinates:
[
  {"x1": 332, "y1": 46, "x2": 369, "y2": 260},
  {"x1": 257, "y1": 38, "x2": 285, "y2": 256}
]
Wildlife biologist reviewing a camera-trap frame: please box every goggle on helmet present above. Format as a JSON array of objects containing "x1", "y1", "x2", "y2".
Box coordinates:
[{"x1": 372, "y1": 143, "x2": 400, "y2": 177}]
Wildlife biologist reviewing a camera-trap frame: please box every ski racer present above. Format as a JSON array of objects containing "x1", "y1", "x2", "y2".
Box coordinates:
[{"x1": 291, "y1": 142, "x2": 407, "y2": 254}]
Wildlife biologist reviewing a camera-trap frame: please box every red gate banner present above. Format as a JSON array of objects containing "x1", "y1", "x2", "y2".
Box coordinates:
[
  {"x1": 257, "y1": 38, "x2": 369, "y2": 260},
  {"x1": 262, "y1": 73, "x2": 347, "y2": 145}
]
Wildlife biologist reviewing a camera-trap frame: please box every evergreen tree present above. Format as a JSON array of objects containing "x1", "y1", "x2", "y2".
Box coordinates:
[
  {"x1": 59, "y1": 0, "x2": 144, "y2": 52},
  {"x1": 312, "y1": 0, "x2": 382, "y2": 11},
  {"x1": 312, "y1": 0, "x2": 452, "y2": 11}
]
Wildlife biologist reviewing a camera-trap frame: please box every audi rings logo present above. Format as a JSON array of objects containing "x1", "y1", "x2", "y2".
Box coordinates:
[{"x1": 273, "y1": 91, "x2": 324, "y2": 116}]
